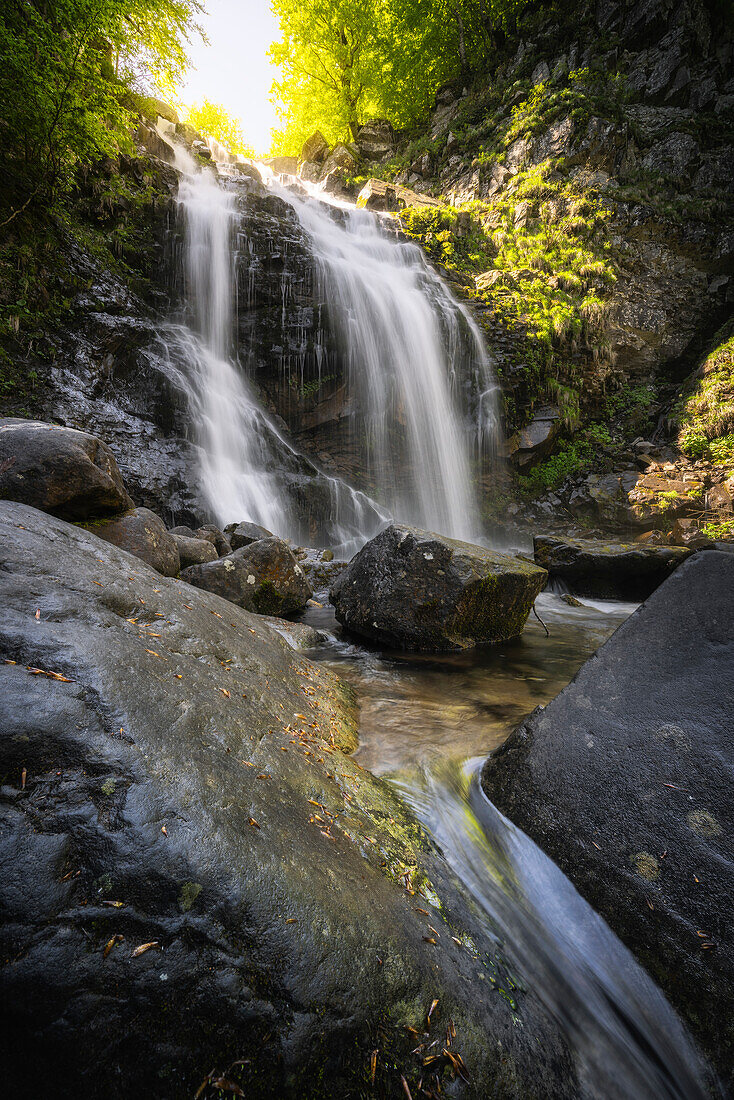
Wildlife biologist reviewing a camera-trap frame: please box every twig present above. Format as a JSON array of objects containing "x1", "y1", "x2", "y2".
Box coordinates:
[{"x1": 532, "y1": 603, "x2": 549, "y2": 636}]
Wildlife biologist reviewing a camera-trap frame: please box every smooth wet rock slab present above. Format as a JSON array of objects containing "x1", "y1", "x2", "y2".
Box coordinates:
[
  {"x1": 533, "y1": 535, "x2": 692, "y2": 599},
  {"x1": 330, "y1": 524, "x2": 547, "y2": 651},
  {"x1": 90, "y1": 506, "x2": 180, "y2": 577},
  {"x1": 0, "y1": 502, "x2": 577, "y2": 1098},
  {"x1": 0, "y1": 417, "x2": 133, "y2": 519},
  {"x1": 482, "y1": 551, "x2": 734, "y2": 1090}
]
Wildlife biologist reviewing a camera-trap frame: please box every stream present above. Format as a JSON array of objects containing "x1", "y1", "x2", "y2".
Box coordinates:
[{"x1": 300, "y1": 587, "x2": 710, "y2": 1099}]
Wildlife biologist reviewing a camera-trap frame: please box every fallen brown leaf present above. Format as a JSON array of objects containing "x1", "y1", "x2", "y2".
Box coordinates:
[{"x1": 131, "y1": 941, "x2": 159, "y2": 958}]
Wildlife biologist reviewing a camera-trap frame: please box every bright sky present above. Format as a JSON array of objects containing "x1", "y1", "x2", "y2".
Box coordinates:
[{"x1": 178, "y1": 0, "x2": 281, "y2": 153}]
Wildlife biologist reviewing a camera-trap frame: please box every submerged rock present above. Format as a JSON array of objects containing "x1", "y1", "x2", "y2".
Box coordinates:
[
  {"x1": 182, "y1": 537, "x2": 312, "y2": 615},
  {"x1": 0, "y1": 418, "x2": 133, "y2": 520},
  {"x1": 330, "y1": 524, "x2": 547, "y2": 651},
  {"x1": 90, "y1": 507, "x2": 180, "y2": 577},
  {"x1": 0, "y1": 502, "x2": 577, "y2": 1098},
  {"x1": 171, "y1": 532, "x2": 218, "y2": 568},
  {"x1": 482, "y1": 551, "x2": 734, "y2": 1089},
  {"x1": 533, "y1": 535, "x2": 692, "y2": 599}
]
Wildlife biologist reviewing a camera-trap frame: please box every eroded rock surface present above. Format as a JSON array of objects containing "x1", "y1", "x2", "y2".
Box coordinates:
[
  {"x1": 91, "y1": 506, "x2": 180, "y2": 577},
  {"x1": 482, "y1": 551, "x2": 734, "y2": 1089}
]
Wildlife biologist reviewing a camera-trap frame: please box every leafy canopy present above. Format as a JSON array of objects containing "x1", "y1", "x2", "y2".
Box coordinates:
[
  {"x1": 269, "y1": 0, "x2": 528, "y2": 153},
  {"x1": 0, "y1": 0, "x2": 202, "y2": 222}
]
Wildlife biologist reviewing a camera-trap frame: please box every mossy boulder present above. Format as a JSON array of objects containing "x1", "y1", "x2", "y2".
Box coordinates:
[
  {"x1": 533, "y1": 535, "x2": 692, "y2": 599},
  {"x1": 330, "y1": 524, "x2": 547, "y2": 651},
  {"x1": 182, "y1": 537, "x2": 312, "y2": 616}
]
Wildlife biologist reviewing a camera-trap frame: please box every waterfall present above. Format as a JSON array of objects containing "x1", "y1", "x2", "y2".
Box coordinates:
[
  {"x1": 166, "y1": 139, "x2": 499, "y2": 548},
  {"x1": 280, "y1": 185, "x2": 499, "y2": 542}
]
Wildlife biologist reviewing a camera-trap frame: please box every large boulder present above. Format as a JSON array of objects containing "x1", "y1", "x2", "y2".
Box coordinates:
[
  {"x1": 533, "y1": 535, "x2": 693, "y2": 599},
  {"x1": 0, "y1": 418, "x2": 133, "y2": 520},
  {"x1": 182, "y1": 537, "x2": 312, "y2": 615},
  {"x1": 482, "y1": 551, "x2": 734, "y2": 1089},
  {"x1": 355, "y1": 119, "x2": 394, "y2": 159},
  {"x1": 91, "y1": 507, "x2": 180, "y2": 577},
  {"x1": 330, "y1": 524, "x2": 547, "y2": 651},
  {"x1": 0, "y1": 501, "x2": 577, "y2": 1098},
  {"x1": 512, "y1": 407, "x2": 561, "y2": 468}
]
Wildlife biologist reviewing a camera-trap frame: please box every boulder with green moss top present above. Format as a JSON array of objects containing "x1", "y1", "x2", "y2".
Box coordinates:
[
  {"x1": 182, "y1": 536, "x2": 312, "y2": 616},
  {"x1": 330, "y1": 524, "x2": 547, "y2": 651},
  {"x1": 482, "y1": 551, "x2": 734, "y2": 1090},
  {"x1": 534, "y1": 535, "x2": 692, "y2": 599},
  {"x1": 0, "y1": 501, "x2": 578, "y2": 1098}
]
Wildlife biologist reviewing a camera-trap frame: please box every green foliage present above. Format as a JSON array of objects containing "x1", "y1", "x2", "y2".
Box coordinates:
[
  {"x1": 184, "y1": 100, "x2": 255, "y2": 155},
  {"x1": 701, "y1": 519, "x2": 734, "y2": 541},
  {"x1": 676, "y1": 326, "x2": 734, "y2": 463},
  {"x1": 0, "y1": 0, "x2": 202, "y2": 221},
  {"x1": 269, "y1": 0, "x2": 533, "y2": 152},
  {"x1": 517, "y1": 422, "x2": 611, "y2": 494}
]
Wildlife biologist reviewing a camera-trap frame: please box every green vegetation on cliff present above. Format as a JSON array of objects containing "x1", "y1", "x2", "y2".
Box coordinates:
[{"x1": 676, "y1": 324, "x2": 734, "y2": 465}]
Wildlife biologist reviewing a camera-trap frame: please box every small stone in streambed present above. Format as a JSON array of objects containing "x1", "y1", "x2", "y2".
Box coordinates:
[
  {"x1": 330, "y1": 523, "x2": 547, "y2": 651},
  {"x1": 559, "y1": 593, "x2": 583, "y2": 607}
]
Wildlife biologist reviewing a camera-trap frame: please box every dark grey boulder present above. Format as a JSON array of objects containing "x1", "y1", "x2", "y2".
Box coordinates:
[
  {"x1": 330, "y1": 524, "x2": 547, "y2": 651},
  {"x1": 169, "y1": 524, "x2": 198, "y2": 538},
  {"x1": 0, "y1": 502, "x2": 576, "y2": 1098},
  {"x1": 90, "y1": 507, "x2": 180, "y2": 577},
  {"x1": 0, "y1": 417, "x2": 133, "y2": 520},
  {"x1": 171, "y1": 532, "x2": 218, "y2": 568},
  {"x1": 482, "y1": 551, "x2": 734, "y2": 1090},
  {"x1": 182, "y1": 537, "x2": 312, "y2": 616},
  {"x1": 223, "y1": 520, "x2": 274, "y2": 550},
  {"x1": 195, "y1": 524, "x2": 231, "y2": 556},
  {"x1": 534, "y1": 535, "x2": 692, "y2": 599}
]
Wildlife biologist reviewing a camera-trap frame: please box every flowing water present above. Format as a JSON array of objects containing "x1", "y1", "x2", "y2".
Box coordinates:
[
  {"x1": 301, "y1": 589, "x2": 712, "y2": 1099},
  {"x1": 279, "y1": 184, "x2": 499, "y2": 540}
]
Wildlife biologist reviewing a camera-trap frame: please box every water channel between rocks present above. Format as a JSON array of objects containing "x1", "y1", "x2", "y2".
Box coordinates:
[{"x1": 299, "y1": 589, "x2": 711, "y2": 1100}]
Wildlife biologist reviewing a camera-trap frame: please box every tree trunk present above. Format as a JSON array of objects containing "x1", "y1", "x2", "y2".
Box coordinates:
[{"x1": 454, "y1": 3, "x2": 468, "y2": 73}]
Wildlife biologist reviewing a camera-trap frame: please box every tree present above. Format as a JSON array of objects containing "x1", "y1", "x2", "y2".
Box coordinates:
[
  {"x1": 268, "y1": 0, "x2": 528, "y2": 154},
  {"x1": 0, "y1": 0, "x2": 202, "y2": 226},
  {"x1": 184, "y1": 100, "x2": 255, "y2": 156}
]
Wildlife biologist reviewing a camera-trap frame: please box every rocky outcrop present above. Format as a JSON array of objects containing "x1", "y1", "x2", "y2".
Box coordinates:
[
  {"x1": 182, "y1": 537, "x2": 312, "y2": 615},
  {"x1": 0, "y1": 418, "x2": 133, "y2": 519},
  {"x1": 533, "y1": 535, "x2": 692, "y2": 599},
  {"x1": 0, "y1": 501, "x2": 578, "y2": 1098},
  {"x1": 330, "y1": 524, "x2": 547, "y2": 650},
  {"x1": 91, "y1": 507, "x2": 180, "y2": 577},
  {"x1": 482, "y1": 550, "x2": 734, "y2": 1089}
]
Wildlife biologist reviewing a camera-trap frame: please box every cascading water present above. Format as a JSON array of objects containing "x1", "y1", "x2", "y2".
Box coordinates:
[{"x1": 281, "y1": 183, "x2": 500, "y2": 541}]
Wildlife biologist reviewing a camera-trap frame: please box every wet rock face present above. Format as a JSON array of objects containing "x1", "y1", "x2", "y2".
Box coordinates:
[
  {"x1": 91, "y1": 507, "x2": 180, "y2": 577},
  {"x1": 182, "y1": 537, "x2": 312, "y2": 616},
  {"x1": 0, "y1": 502, "x2": 578, "y2": 1099},
  {"x1": 330, "y1": 524, "x2": 547, "y2": 651},
  {"x1": 482, "y1": 551, "x2": 734, "y2": 1091},
  {"x1": 0, "y1": 418, "x2": 133, "y2": 519},
  {"x1": 533, "y1": 535, "x2": 692, "y2": 599},
  {"x1": 224, "y1": 520, "x2": 274, "y2": 550}
]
